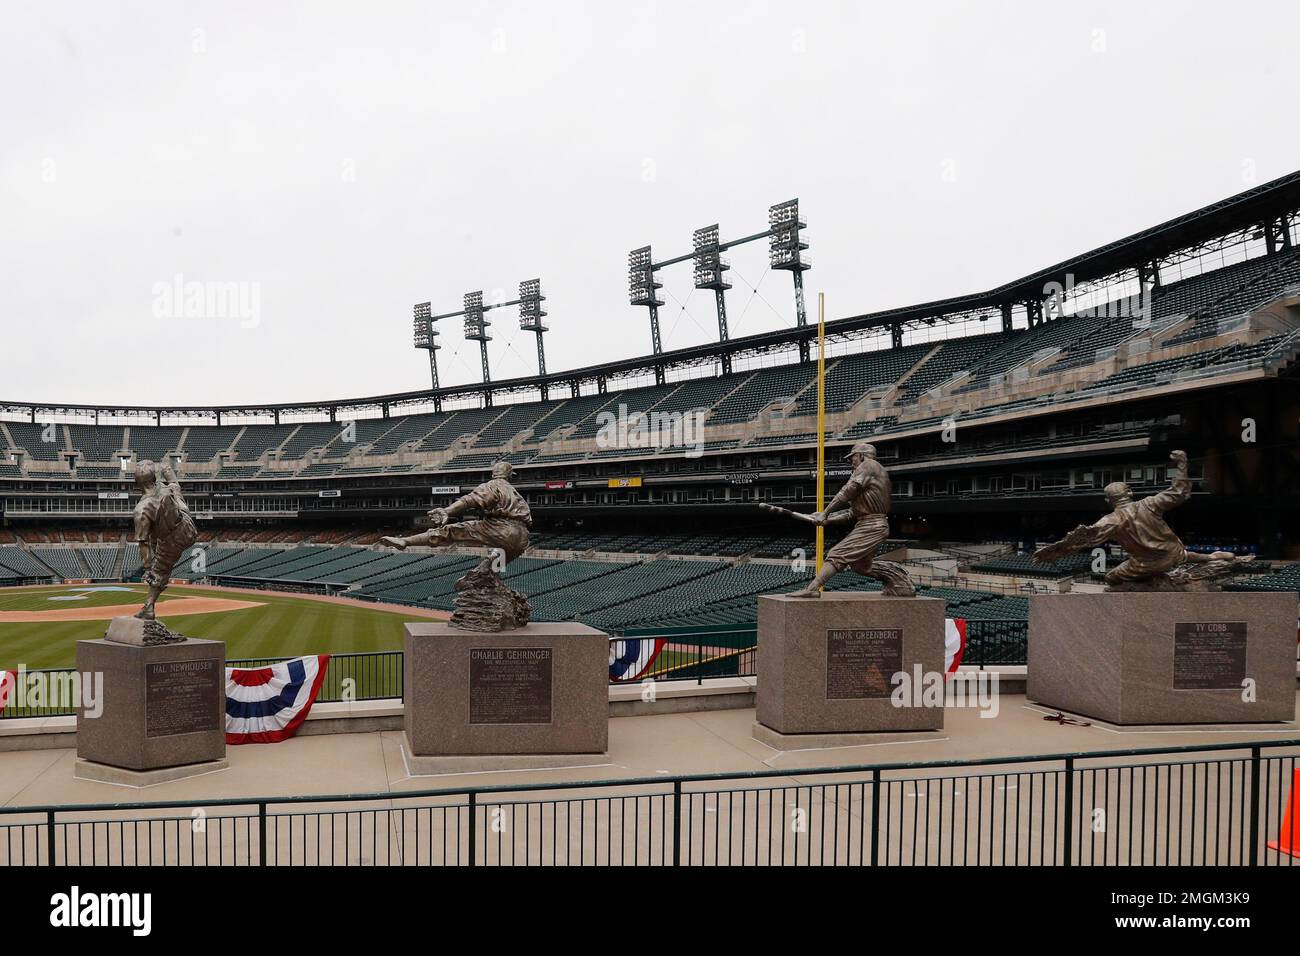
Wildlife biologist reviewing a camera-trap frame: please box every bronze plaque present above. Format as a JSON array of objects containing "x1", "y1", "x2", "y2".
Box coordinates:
[
  {"x1": 826, "y1": 628, "x2": 902, "y2": 699},
  {"x1": 145, "y1": 659, "x2": 221, "y2": 738},
  {"x1": 1173, "y1": 622, "x2": 1248, "y2": 690},
  {"x1": 469, "y1": 647, "x2": 553, "y2": 724}
]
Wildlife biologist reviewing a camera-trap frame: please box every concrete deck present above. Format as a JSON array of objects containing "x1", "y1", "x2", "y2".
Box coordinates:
[{"x1": 1, "y1": 692, "x2": 1296, "y2": 808}]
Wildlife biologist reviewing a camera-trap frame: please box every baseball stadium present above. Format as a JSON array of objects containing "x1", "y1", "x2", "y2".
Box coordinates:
[
  {"x1": 5, "y1": 5, "x2": 1300, "y2": 896},
  {"x1": 0, "y1": 169, "x2": 1298, "y2": 873},
  {"x1": 4, "y1": 176, "x2": 1300, "y2": 659}
]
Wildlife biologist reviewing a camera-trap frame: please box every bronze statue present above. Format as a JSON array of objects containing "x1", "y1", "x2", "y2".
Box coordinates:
[
  {"x1": 381, "y1": 461, "x2": 532, "y2": 630},
  {"x1": 1033, "y1": 450, "x2": 1248, "y2": 590},
  {"x1": 131, "y1": 460, "x2": 198, "y2": 632},
  {"x1": 760, "y1": 441, "x2": 915, "y2": 597}
]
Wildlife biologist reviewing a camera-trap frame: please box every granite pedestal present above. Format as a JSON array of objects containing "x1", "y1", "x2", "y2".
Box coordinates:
[
  {"x1": 754, "y1": 593, "x2": 946, "y2": 747},
  {"x1": 75, "y1": 635, "x2": 227, "y2": 786},
  {"x1": 403, "y1": 622, "x2": 609, "y2": 773},
  {"x1": 1028, "y1": 591, "x2": 1296, "y2": 725}
]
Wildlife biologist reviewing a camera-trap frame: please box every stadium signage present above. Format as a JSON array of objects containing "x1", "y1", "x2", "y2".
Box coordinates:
[
  {"x1": 726, "y1": 472, "x2": 760, "y2": 485},
  {"x1": 544, "y1": 480, "x2": 574, "y2": 490},
  {"x1": 97, "y1": 492, "x2": 129, "y2": 500},
  {"x1": 431, "y1": 485, "x2": 461, "y2": 495},
  {"x1": 608, "y1": 477, "x2": 642, "y2": 488},
  {"x1": 318, "y1": 489, "x2": 341, "y2": 498}
]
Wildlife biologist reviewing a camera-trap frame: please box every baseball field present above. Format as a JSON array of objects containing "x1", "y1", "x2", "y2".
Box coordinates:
[{"x1": 0, "y1": 583, "x2": 445, "y2": 669}]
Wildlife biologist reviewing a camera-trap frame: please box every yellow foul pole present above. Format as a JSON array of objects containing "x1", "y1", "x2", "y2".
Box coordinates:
[{"x1": 815, "y1": 293, "x2": 826, "y2": 580}]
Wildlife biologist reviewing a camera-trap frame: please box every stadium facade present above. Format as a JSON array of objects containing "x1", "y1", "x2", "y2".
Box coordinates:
[{"x1": 2, "y1": 170, "x2": 1299, "y2": 561}]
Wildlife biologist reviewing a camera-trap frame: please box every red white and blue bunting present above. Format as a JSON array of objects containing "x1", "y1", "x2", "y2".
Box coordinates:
[
  {"x1": 609, "y1": 637, "x2": 668, "y2": 682},
  {"x1": 225, "y1": 655, "x2": 329, "y2": 744},
  {"x1": 0, "y1": 670, "x2": 15, "y2": 715},
  {"x1": 945, "y1": 618, "x2": 967, "y2": 679}
]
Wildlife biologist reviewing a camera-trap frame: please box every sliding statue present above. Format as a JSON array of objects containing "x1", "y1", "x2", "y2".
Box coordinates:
[
  {"x1": 1033, "y1": 450, "x2": 1248, "y2": 590},
  {"x1": 760, "y1": 441, "x2": 915, "y2": 597},
  {"x1": 1026, "y1": 449, "x2": 1292, "y2": 725},
  {"x1": 381, "y1": 460, "x2": 532, "y2": 630}
]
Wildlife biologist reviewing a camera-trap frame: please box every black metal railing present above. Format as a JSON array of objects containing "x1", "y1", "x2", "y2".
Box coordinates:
[
  {"x1": 222, "y1": 651, "x2": 403, "y2": 704},
  {"x1": 962, "y1": 619, "x2": 1028, "y2": 665},
  {"x1": 612, "y1": 625, "x2": 758, "y2": 684},
  {"x1": 610, "y1": 618, "x2": 1028, "y2": 682},
  {"x1": 0, "y1": 651, "x2": 404, "y2": 719},
  {"x1": 0, "y1": 620, "x2": 1031, "y2": 718},
  {"x1": 0, "y1": 740, "x2": 1293, "y2": 866}
]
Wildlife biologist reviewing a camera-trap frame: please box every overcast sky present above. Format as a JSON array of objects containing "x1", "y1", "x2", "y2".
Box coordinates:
[{"x1": 2, "y1": 0, "x2": 1297, "y2": 409}]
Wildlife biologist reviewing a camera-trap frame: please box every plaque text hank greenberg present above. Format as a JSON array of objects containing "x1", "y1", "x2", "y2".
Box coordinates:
[{"x1": 826, "y1": 628, "x2": 903, "y2": 700}]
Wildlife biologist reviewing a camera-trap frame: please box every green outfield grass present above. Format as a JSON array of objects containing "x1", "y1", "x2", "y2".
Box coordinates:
[
  {"x1": 0, "y1": 584, "x2": 435, "y2": 669},
  {"x1": 0, "y1": 585, "x2": 175, "y2": 614}
]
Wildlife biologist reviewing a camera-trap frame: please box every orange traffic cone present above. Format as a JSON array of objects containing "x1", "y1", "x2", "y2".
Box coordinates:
[{"x1": 1268, "y1": 768, "x2": 1300, "y2": 858}]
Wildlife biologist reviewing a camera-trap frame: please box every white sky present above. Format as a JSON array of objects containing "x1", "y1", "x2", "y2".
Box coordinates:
[{"x1": 2, "y1": 0, "x2": 1298, "y2": 408}]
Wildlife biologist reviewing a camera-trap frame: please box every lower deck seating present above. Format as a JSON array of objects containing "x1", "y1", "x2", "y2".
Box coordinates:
[{"x1": 6, "y1": 536, "x2": 1272, "y2": 636}]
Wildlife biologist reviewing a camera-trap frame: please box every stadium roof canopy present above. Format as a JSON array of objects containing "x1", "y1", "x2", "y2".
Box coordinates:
[{"x1": 4, "y1": 169, "x2": 1299, "y2": 423}]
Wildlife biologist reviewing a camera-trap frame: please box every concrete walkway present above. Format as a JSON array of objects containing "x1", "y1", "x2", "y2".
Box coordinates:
[{"x1": 1, "y1": 693, "x2": 1296, "y2": 809}]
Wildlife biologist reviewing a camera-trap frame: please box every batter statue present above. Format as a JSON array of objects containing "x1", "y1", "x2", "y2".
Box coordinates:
[
  {"x1": 381, "y1": 461, "x2": 532, "y2": 630},
  {"x1": 132, "y1": 460, "x2": 198, "y2": 623},
  {"x1": 1034, "y1": 450, "x2": 1248, "y2": 590},
  {"x1": 761, "y1": 441, "x2": 915, "y2": 598}
]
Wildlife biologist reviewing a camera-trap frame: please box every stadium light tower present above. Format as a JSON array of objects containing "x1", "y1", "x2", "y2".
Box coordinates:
[
  {"x1": 768, "y1": 199, "x2": 812, "y2": 361},
  {"x1": 693, "y1": 224, "x2": 733, "y2": 374},
  {"x1": 412, "y1": 301, "x2": 444, "y2": 412},
  {"x1": 628, "y1": 245, "x2": 666, "y2": 384},
  {"x1": 463, "y1": 290, "x2": 493, "y2": 405},
  {"x1": 518, "y1": 278, "x2": 550, "y2": 399}
]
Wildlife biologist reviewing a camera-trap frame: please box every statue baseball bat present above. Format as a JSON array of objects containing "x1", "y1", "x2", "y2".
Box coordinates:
[{"x1": 759, "y1": 502, "x2": 820, "y2": 525}]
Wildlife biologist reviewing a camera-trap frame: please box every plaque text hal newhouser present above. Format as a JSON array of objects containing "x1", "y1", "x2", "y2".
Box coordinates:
[
  {"x1": 469, "y1": 647, "x2": 553, "y2": 724},
  {"x1": 145, "y1": 659, "x2": 221, "y2": 738},
  {"x1": 826, "y1": 628, "x2": 903, "y2": 699},
  {"x1": 1173, "y1": 621, "x2": 1248, "y2": 690}
]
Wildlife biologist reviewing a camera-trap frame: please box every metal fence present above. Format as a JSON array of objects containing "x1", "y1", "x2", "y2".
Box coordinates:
[
  {"x1": 0, "y1": 651, "x2": 403, "y2": 719},
  {"x1": 961, "y1": 619, "x2": 1028, "y2": 665},
  {"x1": 225, "y1": 651, "x2": 402, "y2": 704},
  {"x1": 0, "y1": 620, "x2": 1031, "y2": 719},
  {"x1": 0, "y1": 740, "x2": 1294, "y2": 866},
  {"x1": 615, "y1": 624, "x2": 757, "y2": 683},
  {"x1": 612, "y1": 617, "x2": 1027, "y2": 683}
]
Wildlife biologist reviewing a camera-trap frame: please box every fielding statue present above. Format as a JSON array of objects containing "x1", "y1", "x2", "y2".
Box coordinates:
[
  {"x1": 1033, "y1": 450, "x2": 1250, "y2": 591},
  {"x1": 106, "y1": 460, "x2": 199, "y2": 645},
  {"x1": 760, "y1": 441, "x2": 915, "y2": 598},
  {"x1": 381, "y1": 461, "x2": 531, "y2": 631}
]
